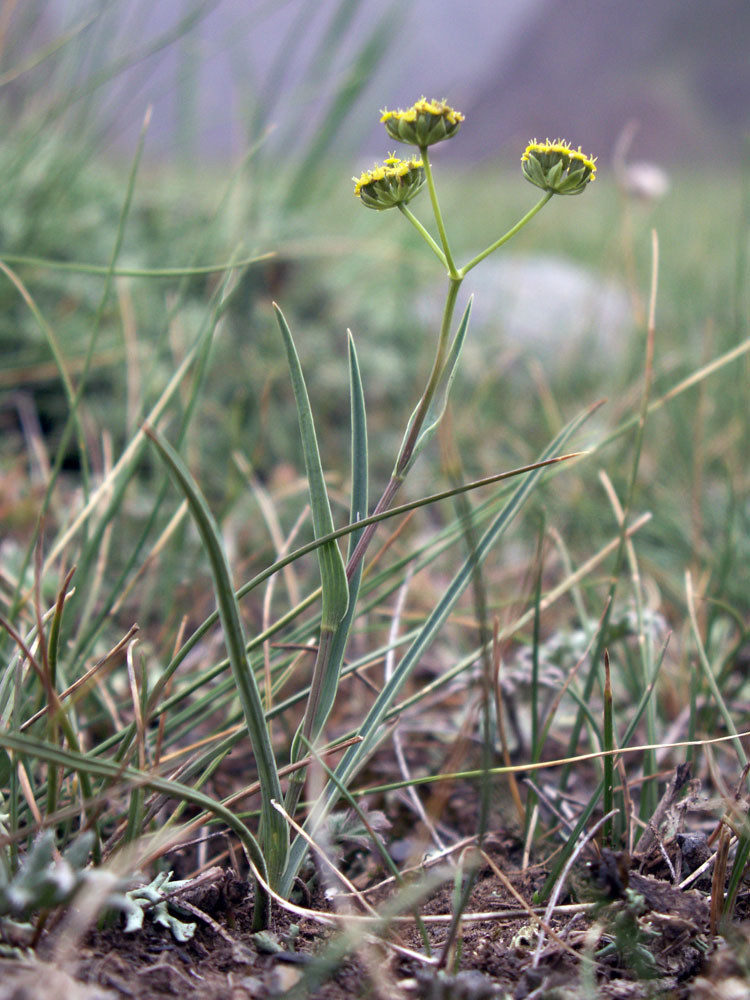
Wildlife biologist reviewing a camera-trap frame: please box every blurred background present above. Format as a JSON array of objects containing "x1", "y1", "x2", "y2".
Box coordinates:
[
  {"x1": 23, "y1": 0, "x2": 750, "y2": 164},
  {"x1": 2, "y1": 0, "x2": 749, "y2": 619},
  {"x1": 2, "y1": 9, "x2": 750, "y2": 967}
]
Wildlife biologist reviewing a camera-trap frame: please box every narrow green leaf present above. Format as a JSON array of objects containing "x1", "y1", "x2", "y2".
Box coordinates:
[
  {"x1": 687, "y1": 571, "x2": 747, "y2": 767},
  {"x1": 274, "y1": 306, "x2": 353, "y2": 816},
  {"x1": 602, "y1": 651, "x2": 614, "y2": 847},
  {"x1": 0, "y1": 251, "x2": 273, "y2": 278},
  {"x1": 273, "y1": 303, "x2": 348, "y2": 631},
  {"x1": 307, "y1": 331, "x2": 369, "y2": 740},
  {"x1": 146, "y1": 429, "x2": 287, "y2": 887},
  {"x1": 346, "y1": 331, "x2": 370, "y2": 560},
  {"x1": 724, "y1": 833, "x2": 750, "y2": 918}
]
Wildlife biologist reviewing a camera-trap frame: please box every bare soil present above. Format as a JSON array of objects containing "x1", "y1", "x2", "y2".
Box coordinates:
[{"x1": 1, "y1": 774, "x2": 745, "y2": 1000}]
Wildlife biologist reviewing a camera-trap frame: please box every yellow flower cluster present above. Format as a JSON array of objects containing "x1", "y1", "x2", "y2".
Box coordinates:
[
  {"x1": 521, "y1": 138, "x2": 597, "y2": 195},
  {"x1": 353, "y1": 104, "x2": 597, "y2": 208},
  {"x1": 353, "y1": 154, "x2": 425, "y2": 210},
  {"x1": 381, "y1": 97, "x2": 464, "y2": 126},
  {"x1": 380, "y1": 97, "x2": 464, "y2": 147}
]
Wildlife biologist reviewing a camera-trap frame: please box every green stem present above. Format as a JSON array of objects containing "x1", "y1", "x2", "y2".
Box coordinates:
[
  {"x1": 344, "y1": 274, "x2": 462, "y2": 578},
  {"x1": 394, "y1": 275, "x2": 462, "y2": 475},
  {"x1": 397, "y1": 203, "x2": 447, "y2": 266},
  {"x1": 420, "y1": 145, "x2": 458, "y2": 277},
  {"x1": 460, "y1": 192, "x2": 553, "y2": 276}
]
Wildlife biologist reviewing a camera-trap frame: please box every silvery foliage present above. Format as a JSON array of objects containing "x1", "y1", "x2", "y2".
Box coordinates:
[{"x1": 0, "y1": 830, "x2": 194, "y2": 942}]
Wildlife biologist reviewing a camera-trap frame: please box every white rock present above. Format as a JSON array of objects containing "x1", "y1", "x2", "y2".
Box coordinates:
[{"x1": 421, "y1": 254, "x2": 634, "y2": 373}]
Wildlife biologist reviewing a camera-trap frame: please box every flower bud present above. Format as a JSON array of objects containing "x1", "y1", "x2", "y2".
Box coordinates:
[
  {"x1": 353, "y1": 154, "x2": 425, "y2": 210},
  {"x1": 521, "y1": 138, "x2": 596, "y2": 195},
  {"x1": 380, "y1": 98, "x2": 464, "y2": 148}
]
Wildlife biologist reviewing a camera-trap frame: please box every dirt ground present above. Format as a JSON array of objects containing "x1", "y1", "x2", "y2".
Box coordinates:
[{"x1": 1, "y1": 779, "x2": 746, "y2": 1000}]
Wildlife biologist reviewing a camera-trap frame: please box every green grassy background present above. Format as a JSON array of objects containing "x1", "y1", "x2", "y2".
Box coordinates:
[{"x1": 3, "y1": 128, "x2": 748, "y2": 686}]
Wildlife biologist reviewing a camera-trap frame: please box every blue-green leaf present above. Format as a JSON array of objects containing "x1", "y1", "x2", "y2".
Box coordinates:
[
  {"x1": 307, "y1": 331, "x2": 369, "y2": 740},
  {"x1": 146, "y1": 429, "x2": 287, "y2": 887},
  {"x1": 273, "y1": 304, "x2": 349, "y2": 631}
]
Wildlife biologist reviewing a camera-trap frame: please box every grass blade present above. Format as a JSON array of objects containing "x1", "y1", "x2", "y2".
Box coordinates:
[
  {"x1": 273, "y1": 303, "x2": 348, "y2": 634},
  {"x1": 686, "y1": 570, "x2": 747, "y2": 767},
  {"x1": 273, "y1": 303, "x2": 350, "y2": 814},
  {"x1": 306, "y1": 331, "x2": 369, "y2": 741},
  {"x1": 282, "y1": 6, "x2": 400, "y2": 209},
  {"x1": 146, "y1": 428, "x2": 287, "y2": 887},
  {"x1": 602, "y1": 649, "x2": 614, "y2": 847}
]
